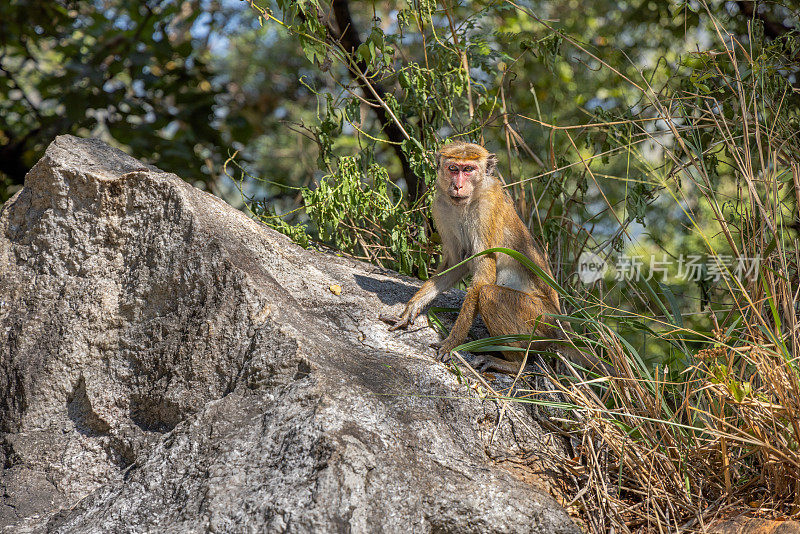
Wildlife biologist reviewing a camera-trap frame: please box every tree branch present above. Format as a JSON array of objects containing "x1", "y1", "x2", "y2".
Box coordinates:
[{"x1": 325, "y1": 0, "x2": 424, "y2": 203}]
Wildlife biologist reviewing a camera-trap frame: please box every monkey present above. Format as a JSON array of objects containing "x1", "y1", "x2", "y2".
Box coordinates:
[{"x1": 381, "y1": 141, "x2": 610, "y2": 375}]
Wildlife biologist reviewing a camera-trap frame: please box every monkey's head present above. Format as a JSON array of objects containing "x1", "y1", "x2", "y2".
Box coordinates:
[{"x1": 436, "y1": 142, "x2": 498, "y2": 206}]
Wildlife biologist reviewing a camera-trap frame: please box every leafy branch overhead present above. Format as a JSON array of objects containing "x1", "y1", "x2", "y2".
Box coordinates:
[
  {"x1": 0, "y1": 1, "x2": 233, "y2": 201},
  {"x1": 262, "y1": 1, "x2": 515, "y2": 173}
]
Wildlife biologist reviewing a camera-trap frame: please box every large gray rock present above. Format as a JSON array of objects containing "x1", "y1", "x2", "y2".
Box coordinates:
[{"x1": 0, "y1": 136, "x2": 579, "y2": 533}]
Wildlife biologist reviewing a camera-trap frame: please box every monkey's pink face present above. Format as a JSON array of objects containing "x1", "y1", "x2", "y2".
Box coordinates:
[{"x1": 443, "y1": 161, "x2": 479, "y2": 205}]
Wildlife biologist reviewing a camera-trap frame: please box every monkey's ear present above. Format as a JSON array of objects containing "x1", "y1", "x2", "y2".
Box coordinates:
[
  {"x1": 486, "y1": 153, "x2": 498, "y2": 176},
  {"x1": 435, "y1": 151, "x2": 443, "y2": 171}
]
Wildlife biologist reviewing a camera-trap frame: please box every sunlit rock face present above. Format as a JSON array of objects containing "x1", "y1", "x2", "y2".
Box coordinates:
[{"x1": 0, "y1": 135, "x2": 577, "y2": 534}]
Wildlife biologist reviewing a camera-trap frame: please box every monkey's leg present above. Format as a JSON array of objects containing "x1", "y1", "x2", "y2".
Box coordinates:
[
  {"x1": 479, "y1": 285, "x2": 613, "y2": 375},
  {"x1": 472, "y1": 284, "x2": 556, "y2": 374},
  {"x1": 435, "y1": 256, "x2": 497, "y2": 357},
  {"x1": 436, "y1": 285, "x2": 538, "y2": 373},
  {"x1": 436, "y1": 285, "x2": 481, "y2": 356}
]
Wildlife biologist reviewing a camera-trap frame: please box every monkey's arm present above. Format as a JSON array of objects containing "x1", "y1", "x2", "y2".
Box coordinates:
[
  {"x1": 381, "y1": 260, "x2": 469, "y2": 331},
  {"x1": 436, "y1": 255, "x2": 497, "y2": 356}
]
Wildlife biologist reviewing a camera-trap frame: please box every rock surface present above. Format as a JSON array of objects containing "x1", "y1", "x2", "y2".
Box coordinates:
[{"x1": 0, "y1": 135, "x2": 578, "y2": 533}]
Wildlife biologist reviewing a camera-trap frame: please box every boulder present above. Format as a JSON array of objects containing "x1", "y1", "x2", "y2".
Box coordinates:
[{"x1": 0, "y1": 135, "x2": 578, "y2": 533}]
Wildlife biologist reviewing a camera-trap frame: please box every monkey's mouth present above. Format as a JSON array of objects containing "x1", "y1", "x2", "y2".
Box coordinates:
[{"x1": 449, "y1": 194, "x2": 470, "y2": 204}]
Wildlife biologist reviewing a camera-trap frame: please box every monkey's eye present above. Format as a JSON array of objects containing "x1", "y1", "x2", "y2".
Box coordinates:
[
  {"x1": 448, "y1": 165, "x2": 458, "y2": 172},
  {"x1": 462, "y1": 166, "x2": 475, "y2": 172}
]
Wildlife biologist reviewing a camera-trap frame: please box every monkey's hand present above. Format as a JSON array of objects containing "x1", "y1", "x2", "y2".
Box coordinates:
[
  {"x1": 432, "y1": 337, "x2": 460, "y2": 361},
  {"x1": 379, "y1": 310, "x2": 417, "y2": 331}
]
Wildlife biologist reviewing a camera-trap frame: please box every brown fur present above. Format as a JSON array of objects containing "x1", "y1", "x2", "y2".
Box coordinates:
[
  {"x1": 382, "y1": 141, "x2": 608, "y2": 374},
  {"x1": 438, "y1": 143, "x2": 489, "y2": 162}
]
